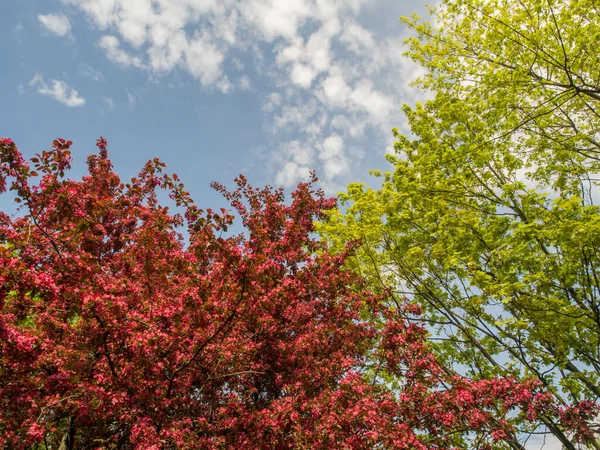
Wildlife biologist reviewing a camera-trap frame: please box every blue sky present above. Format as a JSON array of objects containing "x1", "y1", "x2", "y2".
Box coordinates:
[{"x1": 1, "y1": 0, "x2": 432, "y2": 209}]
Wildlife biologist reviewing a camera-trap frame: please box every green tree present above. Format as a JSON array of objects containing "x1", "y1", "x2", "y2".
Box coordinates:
[{"x1": 320, "y1": 0, "x2": 600, "y2": 448}]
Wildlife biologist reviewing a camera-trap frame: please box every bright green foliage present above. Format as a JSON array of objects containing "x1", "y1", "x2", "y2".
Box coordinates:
[
  {"x1": 403, "y1": 0, "x2": 600, "y2": 196},
  {"x1": 320, "y1": 0, "x2": 600, "y2": 448}
]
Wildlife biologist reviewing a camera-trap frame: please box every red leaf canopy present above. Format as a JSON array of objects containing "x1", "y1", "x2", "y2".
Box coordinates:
[{"x1": 0, "y1": 138, "x2": 551, "y2": 449}]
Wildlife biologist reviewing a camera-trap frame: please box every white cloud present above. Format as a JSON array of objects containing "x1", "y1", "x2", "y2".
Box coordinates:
[
  {"x1": 29, "y1": 74, "x2": 85, "y2": 107},
  {"x1": 349, "y1": 80, "x2": 394, "y2": 122},
  {"x1": 275, "y1": 161, "x2": 312, "y2": 187},
  {"x1": 217, "y1": 76, "x2": 233, "y2": 94},
  {"x1": 320, "y1": 134, "x2": 344, "y2": 160},
  {"x1": 98, "y1": 35, "x2": 146, "y2": 69},
  {"x1": 274, "y1": 99, "x2": 320, "y2": 133},
  {"x1": 148, "y1": 30, "x2": 187, "y2": 72},
  {"x1": 321, "y1": 73, "x2": 352, "y2": 107},
  {"x1": 262, "y1": 92, "x2": 281, "y2": 112},
  {"x1": 340, "y1": 21, "x2": 374, "y2": 54},
  {"x1": 238, "y1": 75, "x2": 252, "y2": 91},
  {"x1": 318, "y1": 133, "x2": 351, "y2": 184},
  {"x1": 104, "y1": 97, "x2": 115, "y2": 109},
  {"x1": 273, "y1": 140, "x2": 315, "y2": 187},
  {"x1": 56, "y1": 0, "x2": 426, "y2": 189},
  {"x1": 330, "y1": 114, "x2": 366, "y2": 138},
  {"x1": 38, "y1": 13, "x2": 71, "y2": 37},
  {"x1": 291, "y1": 144, "x2": 314, "y2": 166},
  {"x1": 290, "y1": 64, "x2": 316, "y2": 88},
  {"x1": 240, "y1": 0, "x2": 312, "y2": 41},
  {"x1": 185, "y1": 34, "x2": 224, "y2": 86}
]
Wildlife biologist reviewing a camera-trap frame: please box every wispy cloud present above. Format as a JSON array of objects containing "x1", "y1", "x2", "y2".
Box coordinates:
[
  {"x1": 38, "y1": 13, "x2": 71, "y2": 37},
  {"x1": 127, "y1": 92, "x2": 136, "y2": 108},
  {"x1": 29, "y1": 74, "x2": 85, "y2": 107},
  {"x1": 104, "y1": 97, "x2": 115, "y2": 109},
  {"x1": 78, "y1": 63, "x2": 103, "y2": 82},
  {"x1": 12, "y1": 23, "x2": 25, "y2": 43},
  {"x1": 58, "y1": 0, "x2": 426, "y2": 189},
  {"x1": 98, "y1": 36, "x2": 146, "y2": 69}
]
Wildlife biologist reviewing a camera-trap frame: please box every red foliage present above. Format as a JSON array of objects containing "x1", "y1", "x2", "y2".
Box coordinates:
[{"x1": 0, "y1": 138, "x2": 557, "y2": 449}]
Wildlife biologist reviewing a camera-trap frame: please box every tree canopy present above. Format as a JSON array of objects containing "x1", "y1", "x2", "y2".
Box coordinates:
[
  {"x1": 320, "y1": 0, "x2": 600, "y2": 448},
  {"x1": 0, "y1": 137, "x2": 560, "y2": 449}
]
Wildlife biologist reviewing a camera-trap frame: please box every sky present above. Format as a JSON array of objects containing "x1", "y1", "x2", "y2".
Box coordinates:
[
  {"x1": 0, "y1": 1, "x2": 567, "y2": 448},
  {"x1": 1, "y1": 0, "x2": 432, "y2": 208}
]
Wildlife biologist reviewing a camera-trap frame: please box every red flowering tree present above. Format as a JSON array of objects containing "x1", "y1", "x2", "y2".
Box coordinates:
[{"x1": 0, "y1": 137, "x2": 566, "y2": 449}]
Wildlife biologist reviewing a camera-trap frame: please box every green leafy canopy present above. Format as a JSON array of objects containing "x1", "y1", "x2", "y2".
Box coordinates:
[{"x1": 320, "y1": 0, "x2": 600, "y2": 448}]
